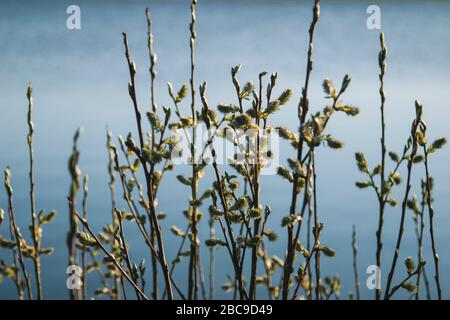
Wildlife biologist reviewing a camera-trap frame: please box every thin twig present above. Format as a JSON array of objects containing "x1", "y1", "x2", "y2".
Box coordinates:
[
  {"x1": 385, "y1": 269, "x2": 420, "y2": 300},
  {"x1": 311, "y1": 150, "x2": 320, "y2": 300},
  {"x1": 113, "y1": 146, "x2": 185, "y2": 300},
  {"x1": 423, "y1": 146, "x2": 442, "y2": 299},
  {"x1": 199, "y1": 83, "x2": 247, "y2": 299},
  {"x1": 122, "y1": 32, "x2": 173, "y2": 299},
  {"x1": 115, "y1": 209, "x2": 141, "y2": 300},
  {"x1": 375, "y1": 32, "x2": 387, "y2": 300},
  {"x1": 187, "y1": 0, "x2": 200, "y2": 300},
  {"x1": 384, "y1": 100, "x2": 422, "y2": 299},
  {"x1": 81, "y1": 175, "x2": 88, "y2": 300},
  {"x1": 282, "y1": 0, "x2": 320, "y2": 300},
  {"x1": 4, "y1": 168, "x2": 33, "y2": 300},
  {"x1": 351, "y1": 225, "x2": 361, "y2": 300},
  {"x1": 26, "y1": 84, "x2": 43, "y2": 300},
  {"x1": 67, "y1": 128, "x2": 82, "y2": 300},
  {"x1": 248, "y1": 72, "x2": 266, "y2": 300},
  {"x1": 145, "y1": 7, "x2": 159, "y2": 300},
  {"x1": 71, "y1": 204, "x2": 149, "y2": 300},
  {"x1": 106, "y1": 130, "x2": 121, "y2": 300}
]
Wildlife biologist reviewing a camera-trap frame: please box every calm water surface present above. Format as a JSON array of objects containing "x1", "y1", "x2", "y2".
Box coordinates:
[{"x1": 0, "y1": 0, "x2": 449, "y2": 299}]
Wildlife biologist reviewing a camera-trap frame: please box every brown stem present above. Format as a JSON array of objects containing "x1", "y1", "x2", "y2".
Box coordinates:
[
  {"x1": 106, "y1": 131, "x2": 121, "y2": 300},
  {"x1": 385, "y1": 269, "x2": 419, "y2": 300},
  {"x1": 208, "y1": 209, "x2": 215, "y2": 300},
  {"x1": 26, "y1": 84, "x2": 42, "y2": 300},
  {"x1": 291, "y1": 247, "x2": 317, "y2": 299},
  {"x1": 145, "y1": 8, "x2": 159, "y2": 300},
  {"x1": 199, "y1": 84, "x2": 248, "y2": 299},
  {"x1": 87, "y1": 248, "x2": 114, "y2": 299},
  {"x1": 282, "y1": 0, "x2": 320, "y2": 300},
  {"x1": 4, "y1": 195, "x2": 23, "y2": 299},
  {"x1": 71, "y1": 206, "x2": 149, "y2": 300},
  {"x1": 376, "y1": 32, "x2": 387, "y2": 300},
  {"x1": 423, "y1": 147, "x2": 442, "y2": 299},
  {"x1": 81, "y1": 175, "x2": 88, "y2": 300},
  {"x1": 352, "y1": 225, "x2": 361, "y2": 300},
  {"x1": 122, "y1": 32, "x2": 173, "y2": 300},
  {"x1": 67, "y1": 128, "x2": 82, "y2": 300},
  {"x1": 249, "y1": 72, "x2": 265, "y2": 300},
  {"x1": 4, "y1": 168, "x2": 33, "y2": 300},
  {"x1": 187, "y1": 0, "x2": 199, "y2": 300},
  {"x1": 115, "y1": 209, "x2": 141, "y2": 300},
  {"x1": 384, "y1": 102, "x2": 421, "y2": 299},
  {"x1": 311, "y1": 150, "x2": 321, "y2": 300},
  {"x1": 211, "y1": 162, "x2": 247, "y2": 299}
]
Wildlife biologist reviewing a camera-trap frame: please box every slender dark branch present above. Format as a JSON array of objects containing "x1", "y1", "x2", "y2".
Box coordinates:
[
  {"x1": 122, "y1": 32, "x2": 173, "y2": 300},
  {"x1": 4, "y1": 168, "x2": 33, "y2": 300},
  {"x1": 413, "y1": 185, "x2": 428, "y2": 300},
  {"x1": 106, "y1": 130, "x2": 121, "y2": 300},
  {"x1": 311, "y1": 150, "x2": 321, "y2": 300},
  {"x1": 87, "y1": 248, "x2": 114, "y2": 299},
  {"x1": 146, "y1": 8, "x2": 157, "y2": 114},
  {"x1": 145, "y1": 8, "x2": 159, "y2": 300},
  {"x1": 200, "y1": 82, "x2": 248, "y2": 299},
  {"x1": 26, "y1": 84, "x2": 42, "y2": 300},
  {"x1": 114, "y1": 146, "x2": 185, "y2": 300},
  {"x1": 209, "y1": 217, "x2": 215, "y2": 300},
  {"x1": 4, "y1": 195, "x2": 23, "y2": 299},
  {"x1": 81, "y1": 175, "x2": 88, "y2": 300},
  {"x1": 283, "y1": 0, "x2": 320, "y2": 300},
  {"x1": 249, "y1": 72, "x2": 266, "y2": 300},
  {"x1": 71, "y1": 205, "x2": 149, "y2": 300},
  {"x1": 115, "y1": 209, "x2": 141, "y2": 300},
  {"x1": 187, "y1": 0, "x2": 199, "y2": 300},
  {"x1": 386, "y1": 269, "x2": 420, "y2": 300},
  {"x1": 291, "y1": 247, "x2": 317, "y2": 299},
  {"x1": 423, "y1": 146, "x2": 442, "y2": 299},
  {"x1": 67, "y1": 128, "x2": 82, "y2": 300},
  {"x1": 352, "y1": 225, "x2": 361, "y2": 300},
  {"x1": 375, "y1": 32, "x2": 387, "y2": 300},
  {"x1": 384, "y1": 100, "x2": 422, "y2": 300}
]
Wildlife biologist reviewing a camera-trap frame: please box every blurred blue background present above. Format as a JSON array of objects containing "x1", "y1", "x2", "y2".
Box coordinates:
[{"x1": 0, "y1": 0, "x2": 449, "y2": 299}]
